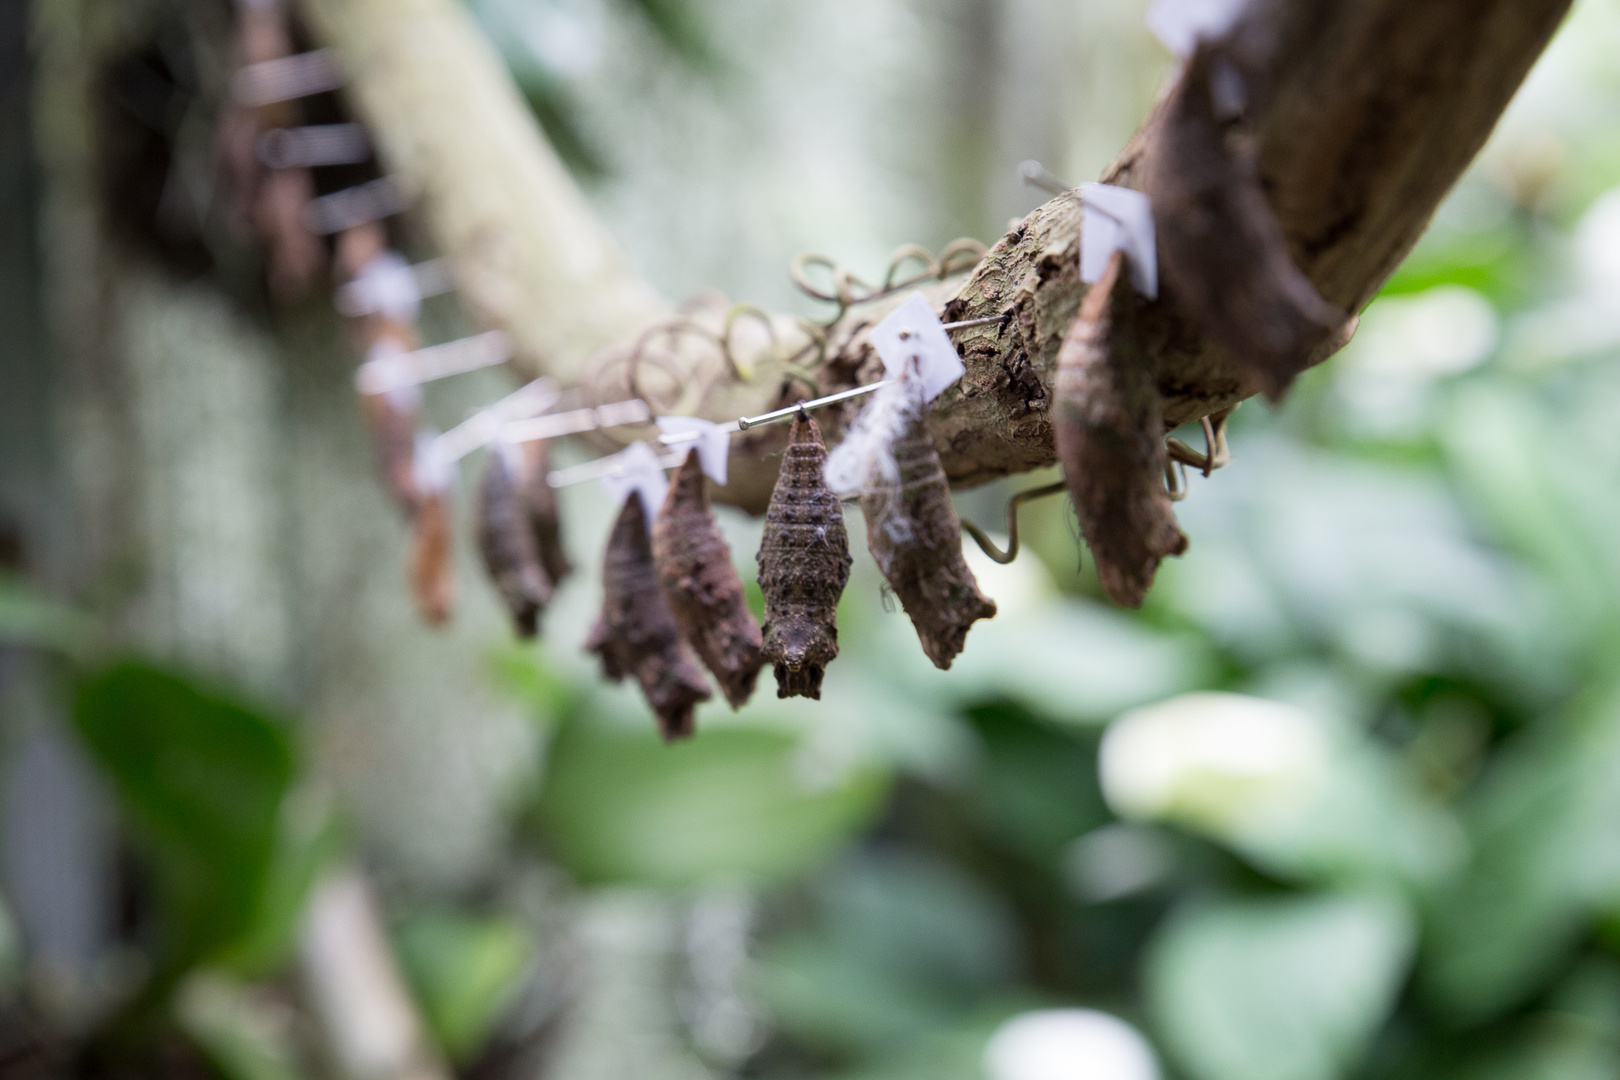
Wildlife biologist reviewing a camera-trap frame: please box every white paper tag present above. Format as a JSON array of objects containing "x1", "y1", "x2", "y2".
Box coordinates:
[
  {"x1": 598, "y1": 442, "x2": 669, "y2": 525},
  {"x1": 346, "y1": 250, "x2": 421, "y2": 322},
  {"x1": 1145, "y1": 0, "x2": 1249, "y2": 58},
  {"x1": 412, "y1": 429, "x2": 453, "y2": 494},
  {"x1": 1080, "y1": 182, "x2": 1158, "y2": 299},
  {"x1": 870, "y1": 293, "x2": 965, "y2": 402},
  {"x1": 654, "y1": 416, "x2": 732, "y2": 487}
]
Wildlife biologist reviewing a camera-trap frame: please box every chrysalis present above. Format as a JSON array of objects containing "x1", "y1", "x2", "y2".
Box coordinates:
[
  {"x1": 410, "y1": 482, "x2": 455, "y2": 626},
  {"x1": 519, "y1": 439, "x2": 572, "y2": 589},
  {"x1": 476, "y1": 446, "x2": 553, "y2": 637},
  {"x1": 858, "y1": 382, "x2": 996, "y2": 669},
  {"x1": 1054, "y1": 250, "x2": 1187, "y2": 608},
  {"x1": 652, "y1": 451, "x2": 764, "y2": 708},
  {"x1": 1146, "y1": 41, "x2": 1341, "y2": 400},
  {"x1": 359, "y1": 381, "x2": 422, "y2": 515},
  {"x1": 587, "y1": 494, "x2": 712, "y2": 740},
  {"x1": 757, "y1": 412, "x2": 851, "y2": 699}
]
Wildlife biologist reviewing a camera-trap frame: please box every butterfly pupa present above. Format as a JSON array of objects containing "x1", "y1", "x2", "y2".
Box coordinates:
[
  {"x1": 409, "y1": 481, "x2": 455, "y2": 626},
  {"x1": 519, "y1": 438, "x2": 572, "y2": 589},
  {"x1": 757, "y1": 412, "x2": 851, "y2": 699},
  {"x1": 857, "y1": 381, "x2": 995, "y2": 669},
  {"x1": 476, "y1": 445, "x2": 553, "y2": 637},
  {"x1": 1053, "y1": 249, "x2": 1187, "y2": 607},
  {"x1": 652, "y1": 450, "x2": 765, "y2": 708},
  {"x1": 587, "y1": 494, "x2": 712, "y2": 740}
]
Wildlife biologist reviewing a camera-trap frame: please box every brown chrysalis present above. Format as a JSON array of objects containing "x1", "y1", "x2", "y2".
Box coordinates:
[
  {"x1": 1054, "y1": 250, "x2": 1187, "y2": 608},
  {"x1": 652, "y1": 451, "x2": 764, "y2": 708},
  {"x1": 757, "y1": 412, "x2": 852, "y2": 699},
  {"x1": 859, "y1": 394, "x2": 996, "y2": 670},
  {"x1": 519, "y1": 439, "x2": 572, "y2": 589},
  {"x1": 476, "y1": 447, "x2": 553, "y2": 637},
  {"x1": 587, "y1": 494, "x2": 712, "y2": 740},
  {"x1": 359, "y1": 381, "x2": 422, "y2": 516},
  {"x1": 1146, "y1": 41, "x2": 1341, "y2": 400},
  {"x1": 409, "y1": 482, "x2": 455, "y2": 626}
]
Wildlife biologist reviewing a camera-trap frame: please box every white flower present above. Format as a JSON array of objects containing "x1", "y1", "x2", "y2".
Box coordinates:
[
  {"x1": 984, "y1": 1009, "x2": 1160, "y2": 1080},
  {"x1": 1098, "y1": 692, "x2": 1328, "y2": 834}
]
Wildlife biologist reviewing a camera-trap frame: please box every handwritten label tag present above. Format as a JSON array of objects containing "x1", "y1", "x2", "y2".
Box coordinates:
[
  {"x1": 655, "y1": 417, "x2": 732, "y2": 486},
  {"x1": 1145, "y1": 0, "x2": 1250, "y2": 58},
  {"x1": 871, "y1": 293, "x2": 965, "y2": 402},
  {"x1": 598, "y1": 442, "x2": 669, "y2": 525},
  {"x1": 1080, "y1": 182, "x2": 1158, "y2": 299}
]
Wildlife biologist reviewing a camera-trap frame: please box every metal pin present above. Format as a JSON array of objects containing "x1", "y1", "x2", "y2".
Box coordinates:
[
  {"x1": 430, "y1": 378, "x2": 560, "y2": 465},
  {"x1": 354, "y1": 330, "x2": 513, "y2": 395},
  {"x1": 503, "y1": 399, "x2": 653, "y2": 445},
  {"x1": 940, "y1": 314, "x2": 1006, "y2": 331},
  {"x1": 336, "y1": 257, "x2": 453, "y2": 319},
  {"x1": 304, "y1": 178, "x2": 406, "y2": 235},
  {"x1": 258, "y1": 123, "x2": 370, "y2": 169},
  {"x1": 736, "y1": 380, "x2": 896, "y2": 431},
  {"x1": 232, "y1": 50, "x2": 344, "y2": 107},
  {"x1": 1019, "y1": 159, "x2": 1072, "y2": 197},
  {"x1": 546, "y1": 446, "x2": 686, "y2": 489}
]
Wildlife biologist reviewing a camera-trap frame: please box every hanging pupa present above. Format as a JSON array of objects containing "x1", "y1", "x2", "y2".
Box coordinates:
[
  {"x1": 757, "y1": 412, "x2": 851, "y2": 699},
  {"x1": 519, "y1": 438, "x2": 572, "y2": 589},
  {"x1": 587, "y1": 494, "x2": 712, "y2": 740},
  {"x1": 856, "y1": 378, "x2": 996, "y2": 669},
  {"x1": 409, "y1": 464, "x2": 455, "y2": 626},
  {"x1": 1053, "y1": 250, "x2": 1187, "y2": 607},
  {"x1": 476, "y1": 444, "x2": 553, "y2": 637},
  {"x1": 359, "y1": 379, "x2": 422, "y2": 515},
  {"x1": 652, "y1": 450, "x2": 765, "y2": 708}
]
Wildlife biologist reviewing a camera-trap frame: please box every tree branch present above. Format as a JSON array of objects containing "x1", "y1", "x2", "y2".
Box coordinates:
[{"x1": 300, "y1": 0, "x2": 1572, "y2": 514}]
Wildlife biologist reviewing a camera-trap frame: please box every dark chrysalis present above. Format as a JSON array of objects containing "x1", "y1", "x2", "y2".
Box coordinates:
[
  {"x1": 1054, "y1": 250, "x2": 1187, "y2": 608},
  {"x1": 859, "y1": 393, "x2": 996, "y2": 670},
  {"x1": 410, "y1": 484, "x2": 455, "y2": 626},
  {"x1": 652, "y1": 451, "x2": 765, "y2": 708},
  {"x1": 757, "y1": 412, "x2": 852, "y2": 699},
  {"x1": 476, "y1": 447, "x2": 553, "y2": 637},
  {"x1": 587, "y1": 494, "x2": 712, "y2": 740},
  {"x1": 1146, "y1": 41, "x2": 1342, "y2": 400},
  {"x1": 519, "y1": 439, "x2": 572, "y2": 589}
]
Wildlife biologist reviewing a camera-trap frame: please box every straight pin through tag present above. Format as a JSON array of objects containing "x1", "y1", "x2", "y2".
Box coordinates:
[
  {"x1": 355, "y1": 330, "x2": 513, "y2": 395},
  {"x1": 258, "y1": 123, "x2": 370, "y2": 169},
  {"x1": 304, "y1": 178, "x2": 406, "y2": 235},
  {"x1": 232, "y1": 49, "x2": 344, "y2": 107}
]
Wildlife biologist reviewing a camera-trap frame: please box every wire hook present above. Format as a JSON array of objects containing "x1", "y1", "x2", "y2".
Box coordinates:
[{"x1": 960, "y1": 481, "x2": 1069, "y2": 564}]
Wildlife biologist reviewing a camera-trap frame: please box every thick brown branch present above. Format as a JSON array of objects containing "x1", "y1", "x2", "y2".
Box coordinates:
[{"x1": 301, "y1": 0, "x2": 1572, "y2": 512}]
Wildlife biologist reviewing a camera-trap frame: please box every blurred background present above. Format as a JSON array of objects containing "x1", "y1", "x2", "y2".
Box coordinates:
[{"x1": 5, "y1": 0, "x2": 1620, "y2": 1078}]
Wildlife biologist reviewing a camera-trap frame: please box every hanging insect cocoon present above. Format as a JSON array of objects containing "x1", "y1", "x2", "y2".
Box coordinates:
[
  {"x1": 853, "y1": 379, "x2": 996, "y2": 669},
  {"x1": 475, "y1": 445, "x2": 553, "y2": 637},
  {"x1": 587, "y1": 494, "x2": 712, "y2": 740},
  {"x1": 519, "y1": 438, "x2": 571, "y2": 589},
  {"x1": 409, "y1": 462, "x2": 455, "y2": 626},
  {"x1": 652, "y1": 451, "x2": 765, "y2": 708},
  {"x1": 757, "y1": 412, "x2": 852, "y2": 699},
  {"x1": 1053, "y1": 250, "x2": 1187, "y2": 608}
]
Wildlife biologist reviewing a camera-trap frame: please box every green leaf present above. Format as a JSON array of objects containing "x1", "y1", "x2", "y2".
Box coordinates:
[
  {"x1": 217, "y1": 793, "x2": 343, "y2": 979},
  {"x1": 536, "y1": 720, "x2": 885, "y2": 888},
  {"x1": 759, "y1": 850, "x2": 1018, "y2": 1055},
  {"x1": 392, "y1": 911, "x2": 533, "y2": 1063},
  {"x1": 74, "y1": 662, "x2": 295, "y2": 975},
  {"x1": 1422, "y1": 686, "x2": 1620, "y2": 1022},
  {"x1": 1147, "y1": 892, "x2": 1416, "y2": 1080}
]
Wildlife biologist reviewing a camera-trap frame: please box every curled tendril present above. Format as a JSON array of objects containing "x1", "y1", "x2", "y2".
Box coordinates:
[{"x1": 790, "y1": 239, "x2": 989, "y2": 327}]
